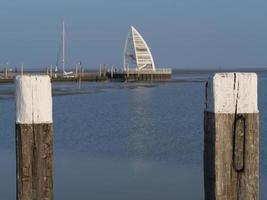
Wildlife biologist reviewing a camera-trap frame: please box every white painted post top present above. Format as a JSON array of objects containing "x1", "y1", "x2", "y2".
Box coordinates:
[
  {"x1": 16, "y1": 75, "x2": 53, "y2": 124},
  {"x1": 205, "y1": 73, "x2": 258, "y2": 113}
]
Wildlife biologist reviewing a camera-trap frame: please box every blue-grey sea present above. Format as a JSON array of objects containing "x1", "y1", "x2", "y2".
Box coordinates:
[{"x1": 0, "y1": 71, "x2": 266, "y2": 199}]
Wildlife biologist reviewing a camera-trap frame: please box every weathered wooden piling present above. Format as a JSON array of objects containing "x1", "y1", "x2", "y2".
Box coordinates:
[
  {"x1": 204, "y1": 73, "x2": 259, "y2": 200},
  {"x1": 15, "y1": 75, "x2": 53, "y2": 200}
]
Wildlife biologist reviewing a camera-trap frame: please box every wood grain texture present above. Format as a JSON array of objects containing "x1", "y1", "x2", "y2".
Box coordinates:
[
  {"x1": 16, "y1": 123, "x2": 53, "y2": 200},
  {"x1": 204, "y1": 112, "x2": 259, "y2": 200}
]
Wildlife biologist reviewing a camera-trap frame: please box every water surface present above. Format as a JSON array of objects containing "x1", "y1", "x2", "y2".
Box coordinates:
[{"x1": 0, "y1": 72, "x2": 266, "y2": 199}]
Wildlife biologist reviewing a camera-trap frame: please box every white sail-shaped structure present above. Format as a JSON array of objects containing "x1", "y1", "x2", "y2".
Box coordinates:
[{"x1": 123, "y1": 26, "x2": 155, "y2": 71}]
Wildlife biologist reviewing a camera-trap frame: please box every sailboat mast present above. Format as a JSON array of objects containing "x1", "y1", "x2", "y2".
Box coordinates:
[{"x1": 62, "y1": 20, "x2": 65, "y2": 74}]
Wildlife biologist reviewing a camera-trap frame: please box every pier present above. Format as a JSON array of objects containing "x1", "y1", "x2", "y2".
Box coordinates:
[
  {"x1": 0, "y1": 66, "x2": 171, "y2": 84},
  {"x1": 107, "y1": 68, "x2": 172, "y2": 81},
  {"x1": 0, "y1": 69, "x2": 108, "y2": 84}
]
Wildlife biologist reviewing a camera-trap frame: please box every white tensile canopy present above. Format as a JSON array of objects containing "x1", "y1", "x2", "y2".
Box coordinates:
[{"x1": 123, "y1": 26, "x2": 155, "y2": 71}]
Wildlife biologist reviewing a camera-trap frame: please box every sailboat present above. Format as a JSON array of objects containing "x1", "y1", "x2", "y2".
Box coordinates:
[{"x1": 60, "y1": 20, "x2": 74, "y2": 77}]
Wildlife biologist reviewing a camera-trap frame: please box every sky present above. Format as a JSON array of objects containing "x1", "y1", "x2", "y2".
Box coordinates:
[{"x1": 0, "y1": 0, "x2": 266, "y2": 69}]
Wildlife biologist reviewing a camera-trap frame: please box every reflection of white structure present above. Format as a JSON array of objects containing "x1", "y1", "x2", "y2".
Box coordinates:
[{"x1": 123, "y1": 26, "x2": 155, "y2": 71}]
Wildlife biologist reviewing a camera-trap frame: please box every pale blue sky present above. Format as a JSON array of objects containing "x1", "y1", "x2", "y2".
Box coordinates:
[{"x1": 0, "y1": 0, "x2": 266, "y2": 69}]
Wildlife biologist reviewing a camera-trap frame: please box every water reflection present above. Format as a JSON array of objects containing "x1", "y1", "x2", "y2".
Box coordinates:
[
  {"x1": 128, "y1": 86, "x2": 157, "y2": 159},
  {"x1": 54, "y1": 151, "x2": 203, "y2": 200}
]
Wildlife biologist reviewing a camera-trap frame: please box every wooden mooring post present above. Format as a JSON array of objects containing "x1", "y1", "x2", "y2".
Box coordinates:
[
  {"x1": 99, "y1": 64, "x2": 102, "y2": 77},
  {"x1": 15, "y1": 75, "x2": 53, "y2": 200},
  {"x1": 50, "y1": 64, "x2": 53, "y2": 78},
  {"x1": 204, "y1": 73, "x2": 259, "y2": 200}
]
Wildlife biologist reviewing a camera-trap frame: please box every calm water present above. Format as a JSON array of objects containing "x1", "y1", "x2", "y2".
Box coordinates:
[{"x1": 0, "y1": 72, "x2": 266, "y2": 199}]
